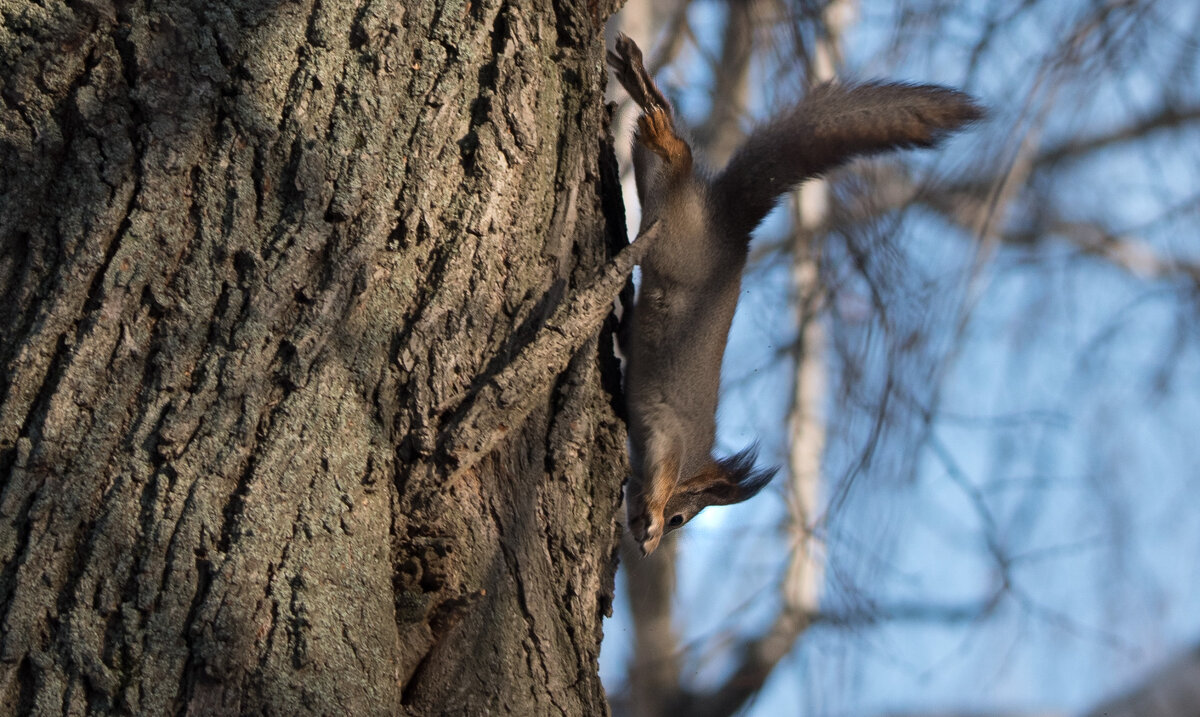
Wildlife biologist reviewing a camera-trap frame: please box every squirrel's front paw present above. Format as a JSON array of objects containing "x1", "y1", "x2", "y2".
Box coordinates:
[{"x1": 637, "y1": 516, "x2": 664, "y2": 557}]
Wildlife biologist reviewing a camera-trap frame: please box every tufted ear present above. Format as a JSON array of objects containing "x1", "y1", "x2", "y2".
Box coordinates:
[{"x1": 658, "y1": 447, "x2": 778, "y2": 539}]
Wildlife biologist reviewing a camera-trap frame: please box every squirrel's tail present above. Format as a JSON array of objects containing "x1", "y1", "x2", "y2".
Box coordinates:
[{"x1": 713, "y1": 81, "x2": 984, "y2": 237}]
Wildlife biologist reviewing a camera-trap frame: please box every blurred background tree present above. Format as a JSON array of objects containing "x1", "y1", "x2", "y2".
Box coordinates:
[{"x1": 601, "y1": 1, "x2": 1200, "y2": 715}]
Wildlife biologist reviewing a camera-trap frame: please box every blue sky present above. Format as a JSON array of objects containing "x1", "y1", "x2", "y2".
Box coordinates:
[{"x1": 601, "y1": 1, "x2": 1200, "y2": 714}]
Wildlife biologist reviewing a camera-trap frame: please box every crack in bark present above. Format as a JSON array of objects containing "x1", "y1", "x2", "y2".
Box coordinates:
[{"x1": 485, "y1": 488, "x2": 567, "y2": 716}]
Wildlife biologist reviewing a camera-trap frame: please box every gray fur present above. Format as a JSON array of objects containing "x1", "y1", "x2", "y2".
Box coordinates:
[{"x1": 609, "y1": 35, "x2": 982, "y2": 554}]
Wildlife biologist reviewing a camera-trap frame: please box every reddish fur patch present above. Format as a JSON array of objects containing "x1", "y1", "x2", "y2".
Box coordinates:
[
  {"x1": 645, "y1": 450, "x2": 680, "y2": 517},
  {"x1": 638, "y1": 107, "x2": 693, "y2": 172}
]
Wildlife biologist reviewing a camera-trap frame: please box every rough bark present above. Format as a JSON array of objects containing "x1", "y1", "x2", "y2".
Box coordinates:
[{"x1": 0, "y1": 0, "x2": 629, "y2": 714}]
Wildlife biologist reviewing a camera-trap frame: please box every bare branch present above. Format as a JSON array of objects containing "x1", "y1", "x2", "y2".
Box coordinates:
[
  {"x1": 686, "y1": 606, "x2": 809, "y2": 717},
  {"x1": 1036, "y1": 105, "x2": 1200, "y2": 166},
  {"x1": 682, "y1": 593, "x2": 1004, "y2": 717},
  {"x1": 694, "y1": 0, "x2": 758, "y2": 163},
  {"x1": 440, "y1": 221, "x2": 661, "y2": 477},
  {"x1": 1082, "y1": 643, "x2": 1200, "y2": 717},
  {"x1": 620, "y1": 535, "x2": 685, "y2": 717},
  {"x1": 645, "y1": 1, "x2": 694, "y2": 76},
  {"x1": 808, "y1": 594, "x2": 1002, "y2": 628},
  {"x1": 1008, "y1": 219, "x2": 1200, "y2": 283}
]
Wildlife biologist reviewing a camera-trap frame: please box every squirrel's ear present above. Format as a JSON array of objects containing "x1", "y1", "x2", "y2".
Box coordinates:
[
  {"x1": 674, "y1": 451, "x2": 777, "y2": 509},
  {"x1": 660, "y1": 473, "x2": 762, "y2": 531},
  {"x1": 688, "y1": 478, "x2": 743, "y2": 506},
  {"x1": 707, "y1": 449, "x2": 777, "y2": 506},
  {"x1": 692, "y1": 478, "x2": 762, "y2": 507}
]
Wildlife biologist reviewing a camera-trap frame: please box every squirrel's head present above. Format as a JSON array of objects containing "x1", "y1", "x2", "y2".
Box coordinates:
[
  {"x1": 626, "y1": 494, "x2": 701, "y2": 556},
  {"x1": 626, "y1": 450, "x2": 776, "y2": 556}
]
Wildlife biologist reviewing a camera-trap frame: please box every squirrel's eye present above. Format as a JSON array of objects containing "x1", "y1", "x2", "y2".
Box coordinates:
[{"x1": 667, "y1": 514, "x2": 684, "y2": 527}]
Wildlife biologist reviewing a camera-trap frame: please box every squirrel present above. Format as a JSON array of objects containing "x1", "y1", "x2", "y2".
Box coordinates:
[{"x1": 607, "y1": 35, "x2": 983, "y2": 556}]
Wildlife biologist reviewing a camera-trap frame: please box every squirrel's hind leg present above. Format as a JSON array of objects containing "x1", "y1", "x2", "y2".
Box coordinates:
[{"x1": 637, "y1": 107, "x2": 693, "y2": 172}]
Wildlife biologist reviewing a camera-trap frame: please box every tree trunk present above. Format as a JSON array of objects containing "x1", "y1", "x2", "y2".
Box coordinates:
[{"x1": 0, "y1": 0, "x2": 627, "y2": 714}]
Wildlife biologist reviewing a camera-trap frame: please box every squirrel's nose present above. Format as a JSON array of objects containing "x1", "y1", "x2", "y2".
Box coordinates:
[{"x1": 639, "y1": 532, "x2": 662, "y2": 556}]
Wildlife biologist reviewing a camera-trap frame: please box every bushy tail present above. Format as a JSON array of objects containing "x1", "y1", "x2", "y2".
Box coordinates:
[{"x1": 712, "y1": 81, "x2": 984, "y2": 237}]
